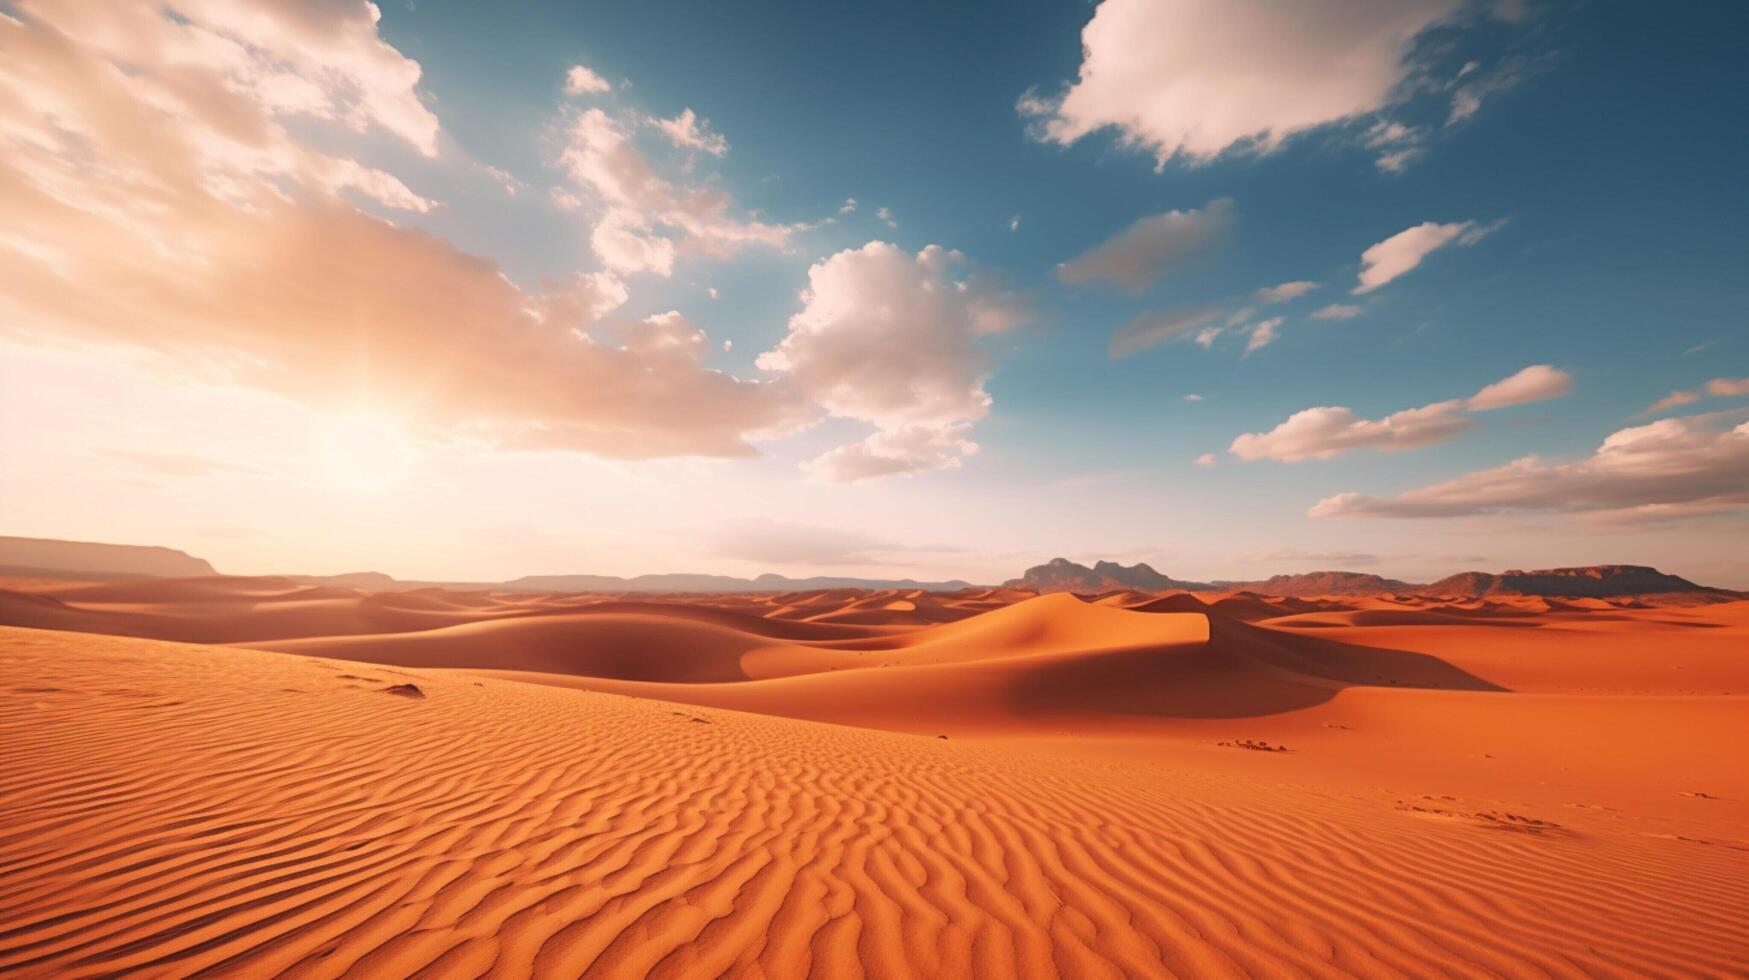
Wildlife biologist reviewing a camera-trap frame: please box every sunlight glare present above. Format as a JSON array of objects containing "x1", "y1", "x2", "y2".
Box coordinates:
[{"x1": 312, "y1": 412, "x2": 415, "y2": 494}]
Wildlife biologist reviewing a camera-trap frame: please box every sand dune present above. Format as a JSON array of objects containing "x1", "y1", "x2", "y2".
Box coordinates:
[
  {"x1": 4, "y1": 627, "x2": 1746, "y2": 978},
  {"x1": 3, "y1": 578, "x2": 1746, "y2": 976}
]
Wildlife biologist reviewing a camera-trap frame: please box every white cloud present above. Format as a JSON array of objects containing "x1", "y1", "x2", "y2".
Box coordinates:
[
  {"x1": 1253, "y1": 281, "x2": 1319, "y2": 304},
  {"x1": 1195, "y1": 453, "x2": 1218, "y2": 468},
  {"x1": 1059, "y1": 198, "x2": 1232, "y2": 292},
  {"x1": 839, "y1": 197, "x2": 858, "y2": 214},
  {"x1": 1109, "y1": 305, "x2": 1227, "y2": 358},
  {"x1": 1230, "y1": 364, "x2": 1573, "y2": 461},
  {"x1": 564, "y1": 64, "x2": 612, "y2": 96},
  {"x1": 1230, "y1": 401, "x2": 1473, "y2": 462},
  {"x1": 875, "y1": 206, "x2": 896, "y2": 228},
  {"x1": 1183, "y1": 393, "x2": 1204, "y2": 403},
  {"x1": 559, "y1": 107, "x2": 796, "y2": 276},
  {"x1": 1645, "y1": 377, "x2": 1749, "y2": 415},
  {"x1": 1311, "y1": 303, "x2": 1367, "y2": 321},
  {"x1": 1009, "y1": 214, "x2": 1022, "y2": 232},
  {"x1": 1243, "y1": 317, "x2": 1283, "y2": 355},
  {"x1": 1023, "y1": 0, "x2": 1461, "y2": 167},
  {"x1": 650, "y1": 107, "x2": 728, "y2": 157},
  {"x1": 757, "y1": 243, "x2": 1025, "y2": 481},
  {"x1": 1313, "y1": 416, "x2": 1749, "y2": 523},
  {"x1": 1465, "y1": 364, "x2": 1571, "y2": 410},
  {"x1": 0, "y1": 0, "x2": 809, "y2": 461},
  {"x1": 1353, "y1": 219, "x2": 1500, "y2": 294}
]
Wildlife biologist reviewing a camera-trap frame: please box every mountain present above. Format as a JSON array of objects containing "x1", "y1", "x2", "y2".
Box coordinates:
[
  {"x1": 1420, "y1": 565, "x2": 1729, "y2": 598},
  {"x1": 501, "y1": 572, "x2": 974, "y2": 593},
  {"x1": 1004, "y1": 558, "x2": 1211, "y2": 593},
  {"x1": 1224, "y1": 571, "x2": 1417, "y2": 598},
  {"x1": 0, "y1": 536, "x2": 216, "y2": 578}
]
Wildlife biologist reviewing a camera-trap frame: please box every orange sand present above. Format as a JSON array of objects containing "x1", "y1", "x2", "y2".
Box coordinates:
[{"x1": 2, "y1": 576, "x2": 1746, "y2": 976}]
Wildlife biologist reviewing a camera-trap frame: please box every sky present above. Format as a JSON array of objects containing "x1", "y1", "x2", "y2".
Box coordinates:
[{"x1": 1, "y1": 0, "x2": 1747, "y2": 586}]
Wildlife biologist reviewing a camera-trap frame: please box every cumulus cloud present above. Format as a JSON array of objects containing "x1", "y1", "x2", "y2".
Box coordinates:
[
  {"x1": 1195, "y1": 453, "x2": 1218, "y2": 467},
  {"x1": 0, "y1": 0, "x2": 804, "y2": 460},
  {"x1": 1230, "y1": 364, "x2": 1573, "y2": 461},
  {"x1": 1022, "y1": 0, "x2": 1461, "y2": 167},
  {"x1": 757, "y1": 243, "x2": 1025, "y2": 481},
  {"x1": 1465, "y1": 364, "x2": 1571, "y2": 410},
  {"x1": 1313, "y1": 416, "x2": 1749, "y2": 524},
  {"x1": 650, "y1": 108, "x2": 728, "y2": 157},
  {"x1": 558, "y1": 107, "x2": 795, "y2": 275},
  {"x1": 1311, "y1": 303, "x2": 1367, "y2": 321},
  {"x1": 564, "y1": 64, "x2": 613, "y2": 96},
  {"x1": 1645, "y1": 377, "x2": 1749, "y2": 415},
  {"x1": 1354, "y1": 219, "x2": 1501, "y2": 293},
  {"x1": 1059, "y1": 198, "x2": 1231, "y2": 292},
  {"x1": 1230, "y1": 401, "x2": 1472, "y2": 462}
]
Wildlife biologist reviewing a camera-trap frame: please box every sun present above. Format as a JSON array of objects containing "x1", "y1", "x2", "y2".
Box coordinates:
[{"x1": 311, "y1": 412, "x2": 416, "y2": 493}]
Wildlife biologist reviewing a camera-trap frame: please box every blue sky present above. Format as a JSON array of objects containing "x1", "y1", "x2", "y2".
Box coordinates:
[{"x1": 1, "y1": 0, "x2": 1745, "y2": 584}]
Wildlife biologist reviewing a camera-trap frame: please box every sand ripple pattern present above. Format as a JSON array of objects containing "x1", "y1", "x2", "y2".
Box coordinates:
[{"x1": 2, "y1": 629, "x2": 1744, "y2": 978}]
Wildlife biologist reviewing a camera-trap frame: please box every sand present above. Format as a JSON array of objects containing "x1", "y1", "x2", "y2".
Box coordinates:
[{"x1": 2, "y1": 576, "x2": 1746, "y2": 976}]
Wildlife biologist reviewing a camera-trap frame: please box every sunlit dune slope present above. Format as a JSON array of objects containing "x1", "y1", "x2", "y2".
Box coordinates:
[{"x1": 3, "y1": 627, "x2": 1745, "y2": 978}]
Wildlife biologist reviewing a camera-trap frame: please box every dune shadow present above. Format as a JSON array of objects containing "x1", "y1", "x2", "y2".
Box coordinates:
[{"x1": 1007, "y1": 615, "x2": 1508, "y2": 721}]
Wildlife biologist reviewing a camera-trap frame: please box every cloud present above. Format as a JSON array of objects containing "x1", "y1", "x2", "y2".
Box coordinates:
[
  {"x1": 757, "y1": 243, "x2": 1024, "y2": 481},
  {"x1": 1311, "y1": 303, "x2": 1367, "y2": 320},
  {"x1": 1362, "y1": 119, "x2": 1426, "y2": 172},
  {"x1": 1195, "y1": 453, "x2": 1218, "y2": 467},
  {"x1": 1238, "y1": 548, "x2": 1379, "y2": 566},
  {"x1": 1183, "y1": 393, "x2": 1204, "y2": 403},
  {"x1": 1109, "y1": 305, "x2": 1227, "y2": 358},
  {"x1": 1354, "y1": 219, "x2": 1500, "y2": 293},
  {"x1": 1230, "y1": 364, "x2": 1573, "y2": 461},
  {"x1": 1243, "y1": 317, "x2": 1283, "y2": 355},
  {"x1": 1646, "y1": 390, "x2": 1703, "y2": 415},
  {"x1": 1008, "y1": 214, "x2": 1022, "y2": 232},
  {"x1": 1313, "y1": 415, "x2": 1749, "y2": 524},
  {"x1": 1058, "y1": 198, "x2": 1231, "y2": 292},
  {"x1": 559, "y1": 107, "x2": 796, "y2": 275},
  {"x1": 1113, "y1": 271, "x2": 1312, "y2": 358},
  {"x1": 1230, "y1": 401, "x2": 1473, "y2": 462},
  {"x1": 875, "y1": 206, "x2": 896, "y2": 228},
  {"x1": 564, "y1": 64, "x2": 613, "y2": 96},
  {"x1": 650, "y1": 108, "x2": 728, "y2": 157},
  {"x1": 1022, "y1": 0, "x2": 1460, "y2": 166},
  {"x1": 1645, "y1": 377, "x2": 1749, "y2": 415},
  {"x1": 1253, "y1": 281, "x2": 1319, "y2": 304},
  {"x1": 1465, "y1": 364, "x2": 1571, "y2": 410},
  {"x1": 0, "y1": 0, "x2": 807, "y2": 461},
  {"x1": 839, "y1": 197, "x2": 858, "y2": 214}
]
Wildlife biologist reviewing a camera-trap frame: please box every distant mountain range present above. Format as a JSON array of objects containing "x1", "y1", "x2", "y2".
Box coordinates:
[
  {"x1": 1004, "y1": 557, "x2": 1737, "y2": 600},
  {"x1": 0, "y1": 536, "x2": 216, "y2": 579},
  {"x1": 1419, "y1": 565, "x2": 1719, "y2": 598},
  {"x1": 1002, "y1": 558, "x2": 1212, "y2": 593},
  {"x1": 1, "y1": 536, "x2": 1737, "y2": 599}
]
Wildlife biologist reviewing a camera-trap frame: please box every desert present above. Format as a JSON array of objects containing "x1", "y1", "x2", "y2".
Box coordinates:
[
  {"x1": 2, "y1": 551, "x2": 1746, "y2": 977},
  {"x1": 5, "y1": 1, "x2": 1748, "y2": 976}
]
